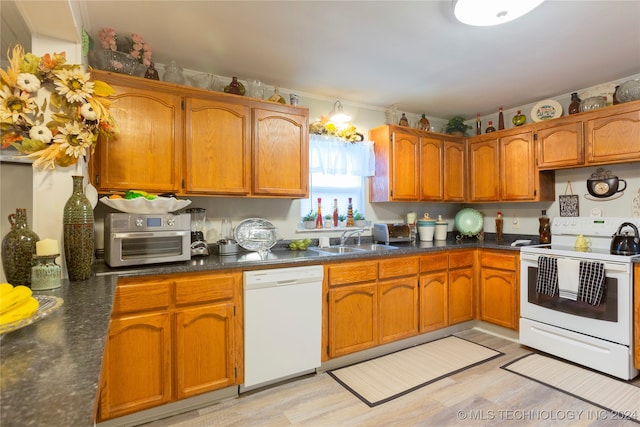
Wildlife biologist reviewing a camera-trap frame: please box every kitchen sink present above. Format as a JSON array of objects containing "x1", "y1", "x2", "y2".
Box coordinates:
[{"x1": 308, "y1": 244, "x2": 398, "y2": 255}]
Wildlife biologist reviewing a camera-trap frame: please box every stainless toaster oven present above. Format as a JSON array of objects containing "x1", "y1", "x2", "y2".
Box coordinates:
[{"x1": 104, "y1": 213, "x2": 191, "y2": 267}]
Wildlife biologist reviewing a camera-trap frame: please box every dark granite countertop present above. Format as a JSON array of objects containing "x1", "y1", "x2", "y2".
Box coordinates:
[{"x1": 0, "y1": 233, "x2": 534, "y2": 426}]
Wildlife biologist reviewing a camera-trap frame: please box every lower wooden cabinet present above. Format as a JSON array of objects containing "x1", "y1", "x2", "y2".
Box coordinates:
[
  {"x1": 478, "y1": 250, "x2": 519, "y2": 330},
  {"x1": 98, "y1": 272, "x2": 242, "y2": 422},
  {"x1": 378, "y1": 257, "x2": 419, "y2": 344},
  {"x1": 419, "y1": 252, "x2": 449, "y2": 332},
  {"x1": 448, "y1": 250, "x2": 475, "y2": 324}
]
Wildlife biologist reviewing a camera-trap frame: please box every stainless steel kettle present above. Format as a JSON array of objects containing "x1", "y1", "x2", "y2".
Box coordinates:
[{"x1": 610, "y1": 222, "x2": 640, "y2": 255}]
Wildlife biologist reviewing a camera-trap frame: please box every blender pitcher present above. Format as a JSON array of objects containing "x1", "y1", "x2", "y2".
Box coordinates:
[{"x1": 186, "y1": 208, "x2": 209, "y2": 256}]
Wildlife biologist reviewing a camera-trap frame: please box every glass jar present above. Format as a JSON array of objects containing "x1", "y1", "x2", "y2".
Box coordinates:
[{"x1": 579, "y1": 96, "x2": 606, "y2": 112}]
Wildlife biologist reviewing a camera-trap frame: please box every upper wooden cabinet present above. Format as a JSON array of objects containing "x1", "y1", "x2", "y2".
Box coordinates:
[
  {"x1": 90, "y1": 70, "x2": 309, "y2": 198},
  {"x1": 468, "y1": 130, "x2": 554, "y2": 202},
  {"x1": 369, "y1": 125, "x2": 465, "y2": 202},
  {"x1": 534, "y1": 100, "x2": 640, "y2": 170}
]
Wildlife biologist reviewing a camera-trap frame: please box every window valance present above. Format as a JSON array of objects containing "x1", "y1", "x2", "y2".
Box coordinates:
[{"x1": 309, "y1": 134, "x2": 375, "y2": 177}]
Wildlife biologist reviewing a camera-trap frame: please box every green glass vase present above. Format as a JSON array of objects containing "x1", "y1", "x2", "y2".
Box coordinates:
[
  {"x1": 63, "y1": 176, "x2": 94, "y2": 281},
  {"x1": 1, "y1": 208, "x2": 40, "y2": 287}
]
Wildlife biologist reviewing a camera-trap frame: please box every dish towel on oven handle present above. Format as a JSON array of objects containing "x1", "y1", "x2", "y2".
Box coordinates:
[
  {"x1": 557, "y1": 258, "x2": 580, "y2": 300},
  {"x1": 578, "y1": 261, "x2": 606, "y2": 306},
  {"x1": 535, "y1": 256, "x2": 558, "y2": 296}
]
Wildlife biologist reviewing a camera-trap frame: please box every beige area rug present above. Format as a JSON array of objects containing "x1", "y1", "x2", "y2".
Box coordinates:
[
  {"x1": 502, "y1": 353, "x2": 640, "y2": 422},
  {"x1": 328, "y1": 335, "x2": 503, "y2": 407}
]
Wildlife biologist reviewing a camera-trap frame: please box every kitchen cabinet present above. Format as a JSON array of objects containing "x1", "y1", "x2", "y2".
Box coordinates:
[
  {"x1": 534, "y1": 119, "x2": 584, "y2": 169},
  {"x1": 448, "y1": 250, "x2": 475, "y2": 325},
  {"x1": 378, "y1": 257, "x2": 419, "y2": 344},
  {"x1": 98, "y1": 271, "x2": 242, "y2": 422},
  {"x1": 468, "y1": 130, "x2": 554, "y2": 202},
  {"x1": 419, "y1": 252, "x2": 449, "y2": 332},
  {"x1": 585, "y1": 103, "x2": 640, "y2": 165},
  {"x1": 90, "y1": 70, "x2": 308, "y2": 198},
  {"x1": 369, "y1": 125, "x2": 465, "y2": 202},
  {"x1": 478, "y1": 250, "x2": 519, "y2": 330}
]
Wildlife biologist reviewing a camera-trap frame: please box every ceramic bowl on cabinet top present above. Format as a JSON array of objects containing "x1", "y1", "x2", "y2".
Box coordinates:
[
  {"x1": 616, "y1": 79, "x2": 640, "y2": 103},
  {"x1": 579, "y1": 96, "x2": 607, "y2": 112}
]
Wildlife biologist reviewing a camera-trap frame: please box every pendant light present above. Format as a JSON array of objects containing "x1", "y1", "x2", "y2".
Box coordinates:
[
  {"x1": 453, "y1": 0, "x2": 545, "y2": 26},
  {"x1": 329, "y1": 100, "x2": 352, "y2": 123}
]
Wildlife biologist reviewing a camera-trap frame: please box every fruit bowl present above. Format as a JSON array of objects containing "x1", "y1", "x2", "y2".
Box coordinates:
[{"x1": 99, "y1": 196, "x2": 191, "y2": 214}]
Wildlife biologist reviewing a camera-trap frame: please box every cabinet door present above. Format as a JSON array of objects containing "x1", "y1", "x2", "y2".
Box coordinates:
[
  {"x1": 468, "y1": 138, "x2": 499, "y2": 201},
  {"x1": 379, "y1": 277, "x2": 419, "y2": 344},
  {"x1": 175, "y1": 302, "x2": 235, "y2": 399},
  {"x1": 419, "y1": 271, "x2": 448, "y2": 332},
  {"x1": 100, "y1": 312, "x2": 172, "y2": 420},
  {"x1": 448, "y1": 266, "x2": 474, "y2": 324},
  {"x1": 479, "y1": 268, "x2": 518, "y2": 329},
  {"x1": 390, "y1": 131, "x2": 420, "y2": 200},
  {"x1": 94, "y1": 84, "x2": 182, "y2": 192},
  {"x1": 500, "y1": 131, "x2": 536, "y2": 201},
  {"x1": 252, "y1": 108, "x2": 308, "y2": 197},
  {"x1": 443, "y1": 140, "x2": 466, "y2": 201},
  {"x1": 328, "y1": 282, "x2": 377, "y2": 358},
  {"x1": 585, "y1": 109, "x2": 640, "y2": 164},
  {"x1": 184, "y1": 98, "x2": 251, "y2": 195},
  {"x1": 419, "y1": 136, "x2": 443, "y2": 201},
  {"x1": 535, "y1": 120, "x2": 584, "y2": 169}
]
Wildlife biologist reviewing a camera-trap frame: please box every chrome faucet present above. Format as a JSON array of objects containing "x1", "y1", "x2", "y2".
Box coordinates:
[{"x1": 340, "y1": 229, "x2": 364, "y2": 246}]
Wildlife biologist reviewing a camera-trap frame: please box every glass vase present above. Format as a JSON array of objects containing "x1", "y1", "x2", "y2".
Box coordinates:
[
  {"x1": 1, "y1": 208, "x2": 40, "y2": 287},
  {"x1": 63, "y1": 176, "x2": 95, "y2": 281}
]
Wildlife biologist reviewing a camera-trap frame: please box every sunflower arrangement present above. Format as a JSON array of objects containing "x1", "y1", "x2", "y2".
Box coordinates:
[{"x1": 0, "y1": 45, "x2": 118, "y2": 169}]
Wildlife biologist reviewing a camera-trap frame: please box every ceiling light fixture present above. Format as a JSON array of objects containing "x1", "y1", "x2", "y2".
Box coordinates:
[
  {"x1": 453, "y1": 0, "x2": 545, "y2": 26},
  {"x1": 329, "y1": 100, "x2": 352, "y2": 123}
]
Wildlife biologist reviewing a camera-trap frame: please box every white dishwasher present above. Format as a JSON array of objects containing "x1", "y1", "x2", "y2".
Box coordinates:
[{"x1": 242, "y1": 265, "x2": 323, "y2": 391}]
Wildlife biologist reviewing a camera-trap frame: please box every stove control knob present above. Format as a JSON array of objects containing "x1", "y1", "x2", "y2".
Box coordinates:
[{"x1": 135, "y1": 217, "x2": 144, "y2": 227}]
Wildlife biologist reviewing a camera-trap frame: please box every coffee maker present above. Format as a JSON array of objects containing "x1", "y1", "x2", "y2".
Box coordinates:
[{"x1": 186, "y1": 208, "x2": 209, "y2": 256}]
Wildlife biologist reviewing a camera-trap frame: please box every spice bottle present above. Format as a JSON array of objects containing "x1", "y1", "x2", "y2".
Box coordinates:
[
  {"x1": 498, "y1": 107, "x2": 504, "y2": 130},
  {"x1": 539, "y1": 210, "x2": 551, "y2": 244},
  {"x1": 315, "y1": 197, "x2": 323, "y2": 229},
  {"x1": 476, "y1": 114, "x2": 481, "y2": 135},
  {"x1": 332, "y1": 199, "x2": 339, "y2": 227},
  {"x1": 346, "y1": 198, "x2": 355, "y2": 227},
  {"x1": 495, "y1": 212, "x2": 503, "y2": 241}
]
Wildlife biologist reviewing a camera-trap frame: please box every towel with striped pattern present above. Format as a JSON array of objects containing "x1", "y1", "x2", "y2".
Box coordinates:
[
  {"x1": 535, "y1": 256, "x2": 558, "y2": 296},
  {"x1": 578, "y1": 261, "x2": 606, "y2": 306}
]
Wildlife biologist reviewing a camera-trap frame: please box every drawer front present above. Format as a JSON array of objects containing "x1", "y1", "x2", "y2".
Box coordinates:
[
  {"x1": 448, "y1": 250, "x2": 475, "y2": 269},
  {"x1": 480, "y1": 251, "x2": 518, "y2": 271},
  {"x1": 327, "y1": 261, "x2": 378, "y2": 286},
  {"x1": 113, "y1": 280, "x2": 172, "y2": 315},
  {"x1": 175, "y1": 273, "x2": 237, "y2": 306},
  {"x1": 419, "y1": 252, "x2": 448, "y2": 273},
  {"x1": 379, "y1": 256, "x2": 419, "y2": 279}
]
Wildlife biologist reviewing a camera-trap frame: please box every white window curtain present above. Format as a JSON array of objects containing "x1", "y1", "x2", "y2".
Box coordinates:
[{"x1": 309, "y1": 134, "x2": 375, "y2": 177}]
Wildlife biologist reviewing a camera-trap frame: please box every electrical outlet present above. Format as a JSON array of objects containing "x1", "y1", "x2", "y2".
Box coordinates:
[{"x1": 513, "y1": 218, "x2": 520, "y2": 229}]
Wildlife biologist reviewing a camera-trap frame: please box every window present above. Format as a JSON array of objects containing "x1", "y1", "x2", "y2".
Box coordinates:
[{"x1": 299, "y1": 134, "x2": 375, "y2": 225}]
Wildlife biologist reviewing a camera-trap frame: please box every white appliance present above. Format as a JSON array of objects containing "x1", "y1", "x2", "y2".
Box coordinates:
[
  {"x1": 242, "y1": 265, "x2": 323, "y2": 390},
  {"x1": 520, "y1": 217, "x2": 639, "y2": 380}
]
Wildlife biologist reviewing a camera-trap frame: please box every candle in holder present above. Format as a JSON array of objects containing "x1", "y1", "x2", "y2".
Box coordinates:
[{"x1": 36, "y1": 239, "x2": 59, "y2": 256}]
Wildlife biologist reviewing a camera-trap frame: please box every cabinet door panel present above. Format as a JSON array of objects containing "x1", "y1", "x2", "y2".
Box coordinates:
[
  {"x1": 420, "y1": 137, "x2": 443, "y2": 200},
  {"x1": 535, "y1": 121, "x2": 584, "y2": 169},
  {"x1": 391, "y1": 132, "x2": 420, "y2": 200},
  {"x1": 469, "y1": 139, "x2": 499, "y2": 201},
  {"x1": 253, "y1": 108, "x2": 308, "y2": 197},
  {"x1": 480, "y1": 269, "x2": 517, "y2": 329},
  {"x1": 586, "y1": 109, "x2": 640, "y2": 164},
  {"x1": 443, "y1": 140, "x2": 466, "y2": 201},
  {"x1": 96, "y1": 86, "x2": 181, "y2": 192},
  {"x1": 448, "y1": 267, "x2": 474, "y2": 324},
  {"x1": 379, "y1": 278, "x2": 419, "y2": 343},
  {"x1": 101, "y1": 312, "x2": 172, "y2": 419},
  {"x1": 501, "y1": 132, "x2": 535, "y2": 200},
  {"x1": 185, "y1": 98, "x2": 250, "y2": 195},
  {"x1": 328, "y1": 283, "x2": 377, "y2": 357},
  {"x1": 420, "y1": 271, "x2": 448, "y2": 332},
  {"x1": 175, "y1": 302, "x2": 235, "y2": 399},
  {"x1": 378, "y1": 256, "x2": 419, "y2": 279}
]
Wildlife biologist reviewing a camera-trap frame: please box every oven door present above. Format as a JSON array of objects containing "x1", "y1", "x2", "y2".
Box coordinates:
[
  {"x1": 106, "y1": 230, "x2": 191, "y2": 267},
  {"x1": 519, "y1": 252, "x2": 632, "y2": 346}
]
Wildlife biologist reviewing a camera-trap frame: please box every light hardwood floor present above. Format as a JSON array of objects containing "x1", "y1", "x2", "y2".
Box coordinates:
[{"x1": 142, "y1": 329, "x2": 639, "y2": 426}]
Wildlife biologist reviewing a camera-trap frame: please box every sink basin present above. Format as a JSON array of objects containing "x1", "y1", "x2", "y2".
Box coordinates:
[{"x1": 308, "y1": 244, "x2": 398, "y2": 255}]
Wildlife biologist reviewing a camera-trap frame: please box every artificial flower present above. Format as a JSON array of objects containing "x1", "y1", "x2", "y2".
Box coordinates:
[
  {"x1": 29, "y1": 124, "x2": 53, "y2": 143},
  {"x1": 0, "y1": 84, "x2": 36, "y2": 124},
  {"x1": 95, "y1": 28, "x2": 153, "y2": 67},
  {"x1": 53, "y1": 68, "x2": 94, "y2": 103},
  {"x1": 99, "y1": 27, "x2": 117, "y2": 51},
  {"x1": 2, "y1": 44, "x2": 118, "y2": 169},
  {"x1": 309, "y1": 116, "x2": 364, "y2": 143},
  {"x1": 16, "y1": 73, "x2": 41, "y2": 93}
]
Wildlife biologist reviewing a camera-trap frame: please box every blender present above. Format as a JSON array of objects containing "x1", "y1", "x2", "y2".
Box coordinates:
[
  {"x1": 218, "y1": 217, "x2": 239, "y2": 255},
  {"x1": 186, "y1": 208, "x2": 209, "y2": 256}
]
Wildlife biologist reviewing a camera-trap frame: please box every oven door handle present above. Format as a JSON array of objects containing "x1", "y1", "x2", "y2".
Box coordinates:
[
  {"x1": 111, "y1": 231, "x2": 190, "y2": 239},
  {"x1": 520, "y1": 252, "x2": 629, "y2": 273}
]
